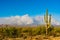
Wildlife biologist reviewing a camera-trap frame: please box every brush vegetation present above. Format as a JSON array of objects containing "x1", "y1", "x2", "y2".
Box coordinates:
[{"x1": 0, "y1": 25, "x2": 60, "y2": 40}]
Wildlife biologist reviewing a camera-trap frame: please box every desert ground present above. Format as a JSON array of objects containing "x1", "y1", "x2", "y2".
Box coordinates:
[{"x1": 2, "y1": 36, "x2": 60, "y2": 40}]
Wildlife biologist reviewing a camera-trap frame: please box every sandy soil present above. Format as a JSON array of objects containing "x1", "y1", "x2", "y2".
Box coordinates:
[{"x1": 3, "y1": 36, "x2": 60, "y2": 40}]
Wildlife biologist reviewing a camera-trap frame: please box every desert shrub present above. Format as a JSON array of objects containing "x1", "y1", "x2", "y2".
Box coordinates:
[
  {"x1": 40, "y1": 27, "x2": 46, "y2": 35},
  {"x1": 32, "y1": 27, "x2": 40, "y2": 36},
  {"x1": 0, "y1": 25, "x2": 60, "y2": 38},
  {"x1": 48, "y1": 26, "x2": 54, "y2": 36},
  {"x1": 16, "y1": 28, "x2": 22, "y2": 37}
]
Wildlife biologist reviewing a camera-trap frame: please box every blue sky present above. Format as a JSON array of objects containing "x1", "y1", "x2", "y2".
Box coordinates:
[{"x1": 0, "y1": 0, "x2": 60, "y2": 21}]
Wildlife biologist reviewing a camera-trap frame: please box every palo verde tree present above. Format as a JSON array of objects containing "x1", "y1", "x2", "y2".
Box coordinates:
[{"x1": 44, "y1": 9, "x2": 51, "y2": 36}]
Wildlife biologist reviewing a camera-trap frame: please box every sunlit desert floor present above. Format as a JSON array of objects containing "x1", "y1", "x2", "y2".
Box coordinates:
[
  {"x1": 3, "y1": 37, "x2": 60, "y2": 40},
  {"x1": 2, "y1": 35, "x2": 60, "y2": 40}
]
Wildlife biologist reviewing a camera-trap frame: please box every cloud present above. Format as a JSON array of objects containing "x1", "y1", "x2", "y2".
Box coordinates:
[
  {"x1": 0, "y1": 14, "x2": 33, "y2": 25},
  {"x1": 34, "y1": 16, "x2": 44, "y2": 24},
  {"x1": 0, "y1": 14, "x2": 60, "y2": 25},
  {"x1": 51, "y1": 18, "x2": 60, "y2": 25},
  {"x1": 34, "y1": 16, "x2": 60, "y2": 25}
]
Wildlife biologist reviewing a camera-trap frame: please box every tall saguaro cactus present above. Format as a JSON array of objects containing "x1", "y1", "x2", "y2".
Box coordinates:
[{"x1": 44, "y1": 9, "x2": 51, "y2": 36}]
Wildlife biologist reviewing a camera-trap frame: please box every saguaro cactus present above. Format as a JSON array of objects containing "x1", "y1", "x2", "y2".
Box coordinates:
[{"x1": 44, "y1": 9, "x2": 51, "y2": 36}]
